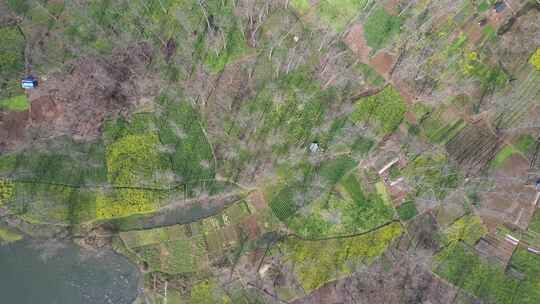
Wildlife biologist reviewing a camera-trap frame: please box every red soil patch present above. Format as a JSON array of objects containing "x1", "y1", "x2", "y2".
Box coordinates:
[
  {"x1": 386, "y1": 181, "x2": 409, "y2": 206},
  {"x1": 242, "y1": 215, "x2": 261, "y2": 240},
  {"x1": 29, "y1": 96, "x2": 63, "y2": 122},
  {"x1": 383, "y1": 0, "x2": 401, "y2": 15},
  {"x1": 0, "y1": 110, "x2": 29, "y2": 150},
  {"x1": 343, "y1": 23, "x2": 371, "y2": 63},
  {"x1": 404, "y1": 111, "x2": 417, "y2": 124},
  {"x1": 370, "y1": 51, "x2": 394, "y2": 77},
  {"x1": 493, "y1": 152, "x2": 529, "y2": 180},
  {"x1": 478, "y1": 154, "x2": 536, "y2": 230},
  {"x1": 463, "y1": 21, "x2": 484, "y2": 44},
  {"x1": 392, "y1": 78, "x2": 416, "y2": 104},
  {"x1": 247, "y1": 190, "x2": 268, "y2": 211}
]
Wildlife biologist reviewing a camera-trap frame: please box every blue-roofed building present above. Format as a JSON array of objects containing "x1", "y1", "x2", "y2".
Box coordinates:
[
  {"x1": 21, "y1": 76, "x2": 38, "y2": 89},
  {"x1": 536, "y1": 178, "x2": 540, "y2": 190},
  {"x1": 494, "y1": 1, "x2": 506, "y2": 13}
]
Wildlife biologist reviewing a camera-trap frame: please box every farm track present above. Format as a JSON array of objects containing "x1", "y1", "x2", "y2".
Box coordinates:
[{"x1": 5, "y1": 175, "x2": 251, "y2": 193}]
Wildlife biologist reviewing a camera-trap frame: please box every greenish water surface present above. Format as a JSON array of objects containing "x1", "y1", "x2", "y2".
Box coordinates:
[{"x1": 0, "y1": 239, "x2": 139, "y2": 304}]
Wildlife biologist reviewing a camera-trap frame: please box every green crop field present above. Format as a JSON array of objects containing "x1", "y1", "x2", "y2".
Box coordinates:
[
  {"x1": 363, "y1": 6, "x2": 402, "y2": 50},
  {"x1": 286, "y1": 170, "x2": 394, "y2": 238},
  {"x1": 2, "y1": 0, "x2": 540, "y2": 302},
  {"x1": 284, "y1": 222, "x2": 402, "y2": 291},
  {"x1": 397, "y1": 201, "x2": 417, "y2": 221},
  {"x1": 351, "y1": 85, "x2": 406, "y2": 135},
  {"x1": 0, "y1": 95, "x2": 29, "y2": 111},
  {"x1": 436, "y1": 243, "x2": 540, "y2": 304}
]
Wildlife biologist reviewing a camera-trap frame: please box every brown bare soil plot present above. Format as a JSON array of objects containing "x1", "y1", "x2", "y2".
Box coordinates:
[
  {"x1": 478, "y1": 154, "x2": 537, "y2": 230},
  {"x1": 0, "y1": 43, "x2": 156, "y2": 151},
  {"x1": 445, "y1": 124, "x2": 501, "y2": 175},
  {"x1": 343, "y1": 23, "x2": 371, "y2": 63},
  {"x1": 370, "y1": 51, "x2": 395, "y2": 77},
  {"x1": 0, "y1": 110, "x2": 29, "y2": 150}
]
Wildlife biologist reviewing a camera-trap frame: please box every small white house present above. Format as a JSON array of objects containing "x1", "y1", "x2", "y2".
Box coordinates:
[{"x1": 309, "y1": 142, "x2": 320, "y2": 153}]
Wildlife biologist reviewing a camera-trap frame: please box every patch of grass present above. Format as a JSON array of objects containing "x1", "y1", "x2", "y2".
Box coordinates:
[
  {"x1": 266, "y1": 161, "x2": 319, "y2": 223},
  {"x1": 287, "y1": 212, "x2": 332, "y2": 237},
  {"x1": 388, "y1": 164, "x2": 401, "y2": 179},
  {"x1": 375, "y1": 182, "x2": 392, "y2": 205},
  {"x1": 157, "y1": 97, "x2": 215, "y2": 191},
  {"x1": 411, "y1": 103, "x2": 431, "y2": 121},
  {"x1": 407, "y1": 123, "x2": 420, "y2": 135},
  {"x1": 319, "y1": 155, "x2": 358, "y2": 185},
  {"x1": 404, "y1": 153, "x2": 460, "y2": 200},
  {"x1": 290, "y1": 0, "x2": 312, "y2": 14},
  {"x1": 0, "y1": 178, "x2": 14, "y2": 205},
  {"x1": 490, "y1": 145, "x2": 515, "y2": 169},
  {"x1": 106, "y1": 133, "x2": 165, "y2": 186},
  {"x1": 510, "y1": 249, "x2": 540, "y2": 304},
  {"x1": 363, "y1": 6, "x2": 402, "y2": 50},
  {"x1": 316, "y1": 0, "x2": 370, "y2": 32},
  {"x1": 135, "y1": 244, "x2": 162, "y2": 270},
  {"x1": 9, "y1": 182, "x2": 83, "y2": 224},
  {"x1": 0, "y1": 154, "x2": 17, "y2": 173},
  {"x1": 481, "y1": 25, "x2": 496, "y2": 43},
  {"x1": 351, "y1": 85, "x2": 406, "y2": 135},
  {"x1": 0, "y1": 26, "x2": 25, "y2": 100},
  {"x1": 510, "y1": 247, "x2": 540, "y2": 278},
  {"x1": 477, "y1": 0, "x2": 490, "y2": 12},
  {"x1": 422, "y1": 117, "x2": 466, "y2": 144},
  {"x1": 445, "y1": 32, "x2": 467, "y2": 58},
  {"x1": 418, "y1": 102, "x2": 467, "y2": 145},
  {"x1": 458, "y1": 51, "x2": 508, "y2": 90},
  {"x1": 514, "y1": 134, "x2": 535, "y2": 154},
  {"x1": 284, "y1": 222, "x2": 402, "y2": 291},
  {"x1": 340, "y1": 173, "x2": 366, "y2": 203},
  {"x1": 288, "y1": 171, "x2": 395, "y2": 238},
  {"x1": 443, "y1": 215, "x2": 487, "y2": 246},
  {"x1": 434, "y1": 243, "x2": 519, "y2": 304},
  {"x1": 2, "y1": 144, "x2": 108, "y2": 185},
  {"x1": 397, "y1": 201, "x2": 417, "y2": 221},
  {"x1": 204, "y1": 22, "x2": 249, "y2": 72},
  {"x1": 259, "y1": 70, "x2": 328, "y2": 148},
  {"x1": 161, "y1": 239, "x2": 197, "y2": 273},
  {"x1": 529, "y1": 209, "x2": 540, "y2": 234},
  {"x1": 269, "y1": 187, "x2": 297, "y2": 221},
  {"x1": 0, "y1": 94, "x2": 29, "y2": 111},
  {"x1": 0, "y1": 145, "x2": 108, "y2": 224},
  {"x1": 355, "y1": 63, "x2": 386, "y2": 87},
  {"x1": 339, "y1": 186, "x2": 394, "y2": 233},
  {"x1": 351, "y1": 136, "x2": 375, "y2": 155},
  {"x1": 96, "y1": 133, "x2": 168, "y2": 219},
  {"x1": 7, "y1": 0, "x2": 30, "y2": 15},
  {"x1": 189, "y1": 1, "x2": 250, "y2": 73},
  {"x1": 529, "y1": 47, "x2": 540, "y2": 70},
  {"x1": 189, "y1": 280, "x2": 230, "y2": 304}
]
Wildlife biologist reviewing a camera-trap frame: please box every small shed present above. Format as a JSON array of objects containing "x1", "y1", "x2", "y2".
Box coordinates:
[
  {"x1": 21, "y1": 76, "x2": 38, "y2": 89},
  {"x1": 478, "y1": 18, "x2": 487, "y2": 27},
  {"x1": 494, "y1": 1, "x2": 506, "y2": 13},
  {"x1": 309, "y1": 142, "x2": 320, "y2": 153}
]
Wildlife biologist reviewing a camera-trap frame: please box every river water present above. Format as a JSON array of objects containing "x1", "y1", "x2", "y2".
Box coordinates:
[{"x1": 0, "y1": 239, "x2": 140, "y2": 304}]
